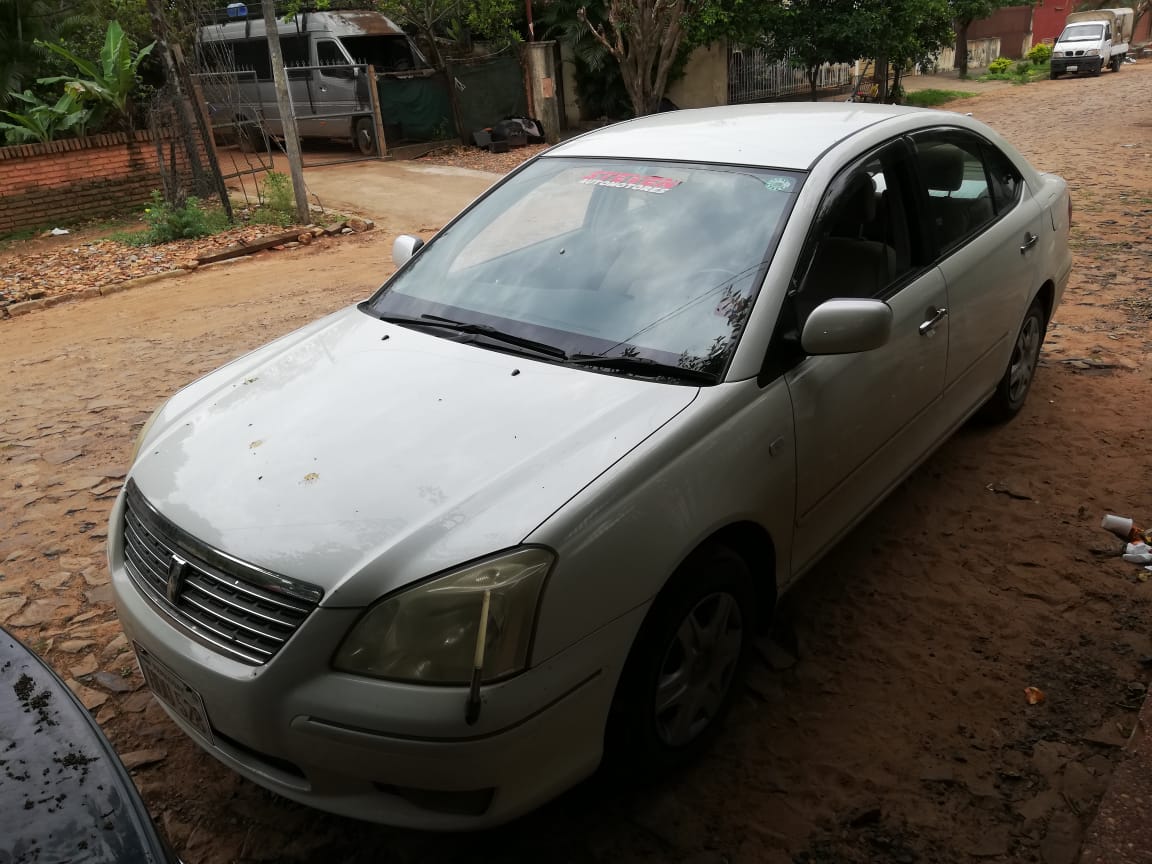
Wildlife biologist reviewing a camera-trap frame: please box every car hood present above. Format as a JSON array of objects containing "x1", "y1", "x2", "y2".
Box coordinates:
[{"x1": 130, "y1": 307, "x2": 697, "y2": 607}]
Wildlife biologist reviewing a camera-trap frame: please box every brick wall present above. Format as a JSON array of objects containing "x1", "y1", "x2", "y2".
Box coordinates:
[{"x1": 0, "y1": 130, "x2": 205, "y2": 235}]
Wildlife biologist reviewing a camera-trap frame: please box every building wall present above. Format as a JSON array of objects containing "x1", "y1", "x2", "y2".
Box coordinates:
[
  {"x1": 968, "y1": 5, "x2": 1034, "y2": 57},
  {"x1": 667, "y1": 44, "x2": 728, "y2": 109},
  {"x1": 1033, "y1": 0, "x2": 1074, "y2": 44},
  {"x1": 0, "y1": 131, "x2": 200, "y2": 235},
  {"x1": 937, "y1": 37, "x2": 1002, "y2": 71}
]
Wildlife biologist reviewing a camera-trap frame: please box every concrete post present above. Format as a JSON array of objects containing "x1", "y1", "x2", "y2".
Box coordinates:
[{"x1": 523, "y1": 41, "x2": 562, "y2": 144}]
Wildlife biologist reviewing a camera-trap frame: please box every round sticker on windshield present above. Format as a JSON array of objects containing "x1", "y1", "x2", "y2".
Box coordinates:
[
  {"x1": 580, "y1": 170, "x2": 682, "y2": 194},
  {"x1": 762, "y1": 176, "x2": 795, "y2": 192}
]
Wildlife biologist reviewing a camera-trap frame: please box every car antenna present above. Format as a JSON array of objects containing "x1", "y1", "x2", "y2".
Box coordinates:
[{"x1": 464, "y1": 590, "x2": 492, "y2": 725}]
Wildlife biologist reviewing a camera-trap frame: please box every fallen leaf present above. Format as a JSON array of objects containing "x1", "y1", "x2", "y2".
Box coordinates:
[{"x1": 1025, "y1": 686, "x2": 1046, "y2": 705}]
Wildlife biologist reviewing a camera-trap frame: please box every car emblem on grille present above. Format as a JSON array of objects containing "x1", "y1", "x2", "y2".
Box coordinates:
[{"x1": 166, "y1": 554, "x2": 189, "y2": 604}]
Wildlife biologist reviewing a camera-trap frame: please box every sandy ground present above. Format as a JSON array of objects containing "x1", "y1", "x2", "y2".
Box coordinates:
[{"x1": 2, "y1": 65, "x2": 1152, "y2": 864}]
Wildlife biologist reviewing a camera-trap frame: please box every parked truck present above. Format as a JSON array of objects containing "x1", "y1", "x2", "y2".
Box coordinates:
[{"x1": 1050, "y1": 7, "x2": 1134, "y2": 78}]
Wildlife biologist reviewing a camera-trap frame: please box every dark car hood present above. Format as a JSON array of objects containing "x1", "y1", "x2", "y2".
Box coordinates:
[{"x1": 0, "y1": 628, "x2": 174, "y2": 863}]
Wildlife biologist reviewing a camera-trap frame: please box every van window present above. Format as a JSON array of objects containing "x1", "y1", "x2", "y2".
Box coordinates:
[
  {"x1": 282, "y1": 35, "x2": 311, "y2": 79},
  {"x1": 340, "y1": 35, "x2": 415, "y2": 71},
  {"x1": 232, "y1": 39, "x2": 271, "y2": 79},
  {"x1": 317, "y1": 40, "x2": 345, "y2": 68}
]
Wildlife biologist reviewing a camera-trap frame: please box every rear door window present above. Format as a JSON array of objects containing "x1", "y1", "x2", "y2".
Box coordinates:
[{"x1": 911, "y1": 131, "x2": 997, "y2": 253}]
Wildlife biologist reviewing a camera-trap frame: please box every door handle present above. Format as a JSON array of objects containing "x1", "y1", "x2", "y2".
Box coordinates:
[
  {"x1": 1020, "y1": 232, "x2": 1038, "y2": 254},
  {"x1": 919, "y1": 307, "x2": 948, "y2": 335}
]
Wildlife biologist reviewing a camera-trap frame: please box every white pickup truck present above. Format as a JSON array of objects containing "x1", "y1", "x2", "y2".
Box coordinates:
[{"x1": 1050, "y1": 7, "x2": 1134, "y2": 77}]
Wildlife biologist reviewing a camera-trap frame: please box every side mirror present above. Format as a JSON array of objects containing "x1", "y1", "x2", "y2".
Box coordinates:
[
  {"x1": 801, "y1": 299, "x2": 893, "y2": 355},
  {"x1": 392, "y1": 234, "x2": 424, "y2": 268}
]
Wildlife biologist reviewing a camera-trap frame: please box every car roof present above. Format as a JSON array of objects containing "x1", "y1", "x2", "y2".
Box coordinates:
[{"x1": 547, "y1": 103, "x2": 928, "y2": 171}]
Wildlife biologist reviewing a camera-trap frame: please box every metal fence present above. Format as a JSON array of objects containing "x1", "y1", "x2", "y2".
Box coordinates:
[{"x1": 728, "y1": 46, "x2": 854, "y2": 103}]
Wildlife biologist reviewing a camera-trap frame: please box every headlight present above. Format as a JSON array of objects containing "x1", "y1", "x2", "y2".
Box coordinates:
[
  {"x1": 1052, "y1": 51, "x2": 1063, "y2": 57},
  {"x1": 128, "y1": 403, "x2": 165, "y2": 465},
  {"x1": 333, "y1": 547, "x2": 554, "y2": 684},
  {"x1": 1084, "y1": 49, "x2": 1099, "y2": 56}
]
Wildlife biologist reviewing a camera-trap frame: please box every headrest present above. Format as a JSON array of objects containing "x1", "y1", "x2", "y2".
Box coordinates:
[{"x1": 918, "y1": 144, "x2": 964, "y2": 192}]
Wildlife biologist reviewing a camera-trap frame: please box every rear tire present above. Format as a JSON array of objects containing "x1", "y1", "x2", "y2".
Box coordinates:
[
  {"x1": 980, "y1": 298, "x2": 1046, "y2": 424},
  {"x1": 605, "y1": 544, "x2": 755, "y2": 774}
]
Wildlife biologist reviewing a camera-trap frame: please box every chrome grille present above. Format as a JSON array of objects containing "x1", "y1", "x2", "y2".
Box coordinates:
[{"x1": 122, "y1": 480, "x2": 322, "y2": 665}]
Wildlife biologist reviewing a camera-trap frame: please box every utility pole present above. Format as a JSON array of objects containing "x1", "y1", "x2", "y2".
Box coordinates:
[{"x1": 261, "y1": 0, "x2": 310, "y2": 224}]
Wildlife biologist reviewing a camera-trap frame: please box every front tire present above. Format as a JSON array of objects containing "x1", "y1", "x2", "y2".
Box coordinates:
[
  {"x1": 354, "y1": 117, "x2": 377, "y2": 156},
  {"x1": 980, "y1": 298, "x2": 1046, "y2": 423},
  {"x1": 606, "y1": 544, "x2": 754, "y2": 773}
]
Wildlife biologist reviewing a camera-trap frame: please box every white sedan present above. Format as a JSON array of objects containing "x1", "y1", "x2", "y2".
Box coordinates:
[{"x1": 109, "y1": 104, "x2": 1071, "y2": 829}]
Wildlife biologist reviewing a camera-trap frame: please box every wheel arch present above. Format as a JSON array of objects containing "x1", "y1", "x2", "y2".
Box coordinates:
[
  {"x1": 1034, "y1": 278, "x2": 1056, "y2": 325},
  {"x1": 671, "y1": 521, "x2": 778, "y2": 632}
]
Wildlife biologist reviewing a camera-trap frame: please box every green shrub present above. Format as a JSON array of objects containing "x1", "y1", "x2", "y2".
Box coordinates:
[
  {"x1": 1027, "y1": 42, "x2": 1053, "y2": 64},
  {"x1": 141, "y1": 192, "x2": 213, "y2": 243},
  {"x1": 261, "y1": 171, "x2": 294, "y2": 215},
  {"x1": 988, "y1": 56, "x2": 1012, "y2": 74}
]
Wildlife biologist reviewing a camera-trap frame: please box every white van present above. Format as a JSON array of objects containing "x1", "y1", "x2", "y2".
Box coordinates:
[{"x1": 197, "y1": 9, "x2": 424, "y2": 153}]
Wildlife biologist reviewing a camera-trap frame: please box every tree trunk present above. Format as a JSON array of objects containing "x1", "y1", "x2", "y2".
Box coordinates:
[
  {"x1": 261, "y1": 0, "x2": 310, "y2": 224},
  {"x1": 876, "y1": 53, "x2": 889, "y2": 102},
  {"x1": 956, "y1": 20, "x2": 970, "y2": 78},
  {"x1": 808, "y1": 65, "x2": 818, "y2": 101}
]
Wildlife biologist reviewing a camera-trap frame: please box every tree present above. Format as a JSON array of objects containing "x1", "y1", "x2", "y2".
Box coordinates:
[
  {"x1": 0, "y1": 0, "x2": 95, "y2": 98},
  {"x1": 578, "y1": 0, "x2": 688, "y2": 116},
  {"x1": 375, "y1": 0, "x2": 520, "y2": 69},
  {"x1": 759, "y1": 0, "x2": 862, "y2": 101},
  {"x1": 858, "y1": 0, "x2": 952, "y2": 100},
  {"x1": 537, "y1": 0, "x2": 631, "y2": 117},
  {"x1": 0, "y1": 86, "x2": 89, "y2": 142},
  {"x1": 37, "y1": 20, "x2": 154, "y2": 125},
  {"x1": 949, "y1": 0, "x2": 1017, "y2": 78}
]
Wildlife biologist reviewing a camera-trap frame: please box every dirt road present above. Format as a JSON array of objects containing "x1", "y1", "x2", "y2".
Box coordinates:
[{"x1": 2, "y1": 66, "x2": 1152, "y2": 863}]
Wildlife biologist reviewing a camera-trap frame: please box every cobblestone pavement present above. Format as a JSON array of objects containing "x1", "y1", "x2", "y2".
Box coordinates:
[{"x1": 1, "y1": 65, "x2": 1151, "y2": 864}]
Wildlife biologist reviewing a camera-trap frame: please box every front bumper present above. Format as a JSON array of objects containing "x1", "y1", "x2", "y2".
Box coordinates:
[
  {"x1": 1051, "y1": 56, "x2": 1103, "y2": 74},
  {"x1": 109, "y1": 498, "x2": 646, "y2": 829}
]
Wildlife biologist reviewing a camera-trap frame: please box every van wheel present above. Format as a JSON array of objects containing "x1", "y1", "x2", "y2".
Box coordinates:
[
  {"x1": 980, "y1": 298, "x2": 1046, "y2": 423},
  {"x1": 354, "y1": 118, "x2": 376, "y2": 156},
  {"x1": 606, "y1": 544, "x2": 754, "y2": 772}
]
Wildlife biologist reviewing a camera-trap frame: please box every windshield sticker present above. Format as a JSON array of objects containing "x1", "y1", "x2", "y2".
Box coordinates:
[
  {"x1": 762, "y1": 176, "x2": 796, "y2": 192},
  {"x1": 580, "y1": 170, "x2": 682, "y2": 194}
]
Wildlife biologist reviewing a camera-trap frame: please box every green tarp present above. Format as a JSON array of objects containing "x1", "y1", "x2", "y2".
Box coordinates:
[{"x1": 375, "y1": 53, "x2": 527, "y2": 144}]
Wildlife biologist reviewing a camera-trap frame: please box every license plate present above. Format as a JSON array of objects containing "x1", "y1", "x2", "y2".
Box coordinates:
[
  {"x1": 134, "y1": 643, "x2": 213, "y2": 743},
  {"x1": 1067, "y1": 65, "x2": 1078, "y2": 71}
]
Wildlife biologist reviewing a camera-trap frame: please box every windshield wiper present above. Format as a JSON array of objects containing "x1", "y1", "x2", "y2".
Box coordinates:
[
  {"x1": 377, "y1": 313, "x2": 568, "y2": 359},
  {"x1": 567, "y1": 354, "x2": 717, "y2": 384}
]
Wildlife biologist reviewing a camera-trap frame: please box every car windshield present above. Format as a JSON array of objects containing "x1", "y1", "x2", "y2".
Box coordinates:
[
  {"x1": 366, "y1": 157, "x2": 802, "y2": 379},
  {"x1": 1060, "y1": 24, "x2": 1104, "y2": 41}
]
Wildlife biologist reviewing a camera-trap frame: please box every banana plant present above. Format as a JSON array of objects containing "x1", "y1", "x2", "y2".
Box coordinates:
[
  {"x1": 0, "y1": 88, "x2": 91, "y2": 144},
  {"x1": 35, "y1": 20, "x2": 154, "y2": 121}
]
